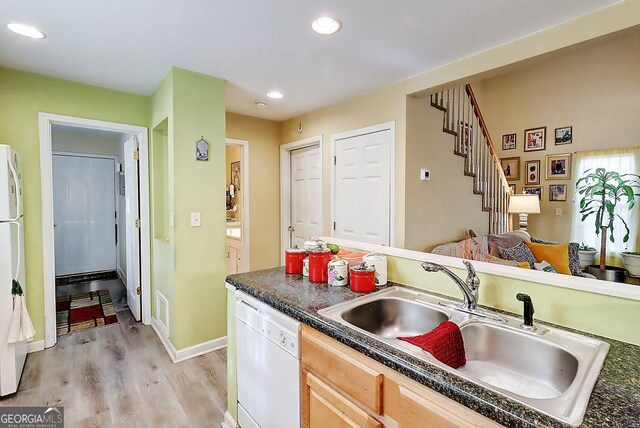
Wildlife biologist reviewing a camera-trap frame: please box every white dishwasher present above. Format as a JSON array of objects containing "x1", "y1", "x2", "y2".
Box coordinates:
[{"x1": 235, "y1": 290, "x2": 300, "y2": 428}]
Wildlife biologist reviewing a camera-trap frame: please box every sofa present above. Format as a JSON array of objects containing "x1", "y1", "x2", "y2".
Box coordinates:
[{"x1": 431, "y1": 230, "x2": 595, "y2": 278}]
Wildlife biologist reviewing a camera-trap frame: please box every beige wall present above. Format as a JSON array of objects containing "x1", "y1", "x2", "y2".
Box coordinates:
[
  {"x1": 404, "y1": 97, "x2": 489, "y2": 251},
  {"x1": 267, "y1": 6, "x2": 637, "y2": 249},
  {"x1": 480, "y1": 28, "x2": 640, "y2": 243},
  {"x1": 280, "y1": 1, "x2": 640, "y2": 250},
  {"x1": 226, "y1": 112, "x2": 282, "y2": 270}
]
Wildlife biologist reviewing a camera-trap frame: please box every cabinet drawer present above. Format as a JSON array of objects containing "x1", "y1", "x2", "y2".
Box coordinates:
[
  {"x1": 307, "y1": 372, "x2": 383, "y2": 428},
  {"x1": 301, "y1": 326, "x2": 383, "y2": 414}
]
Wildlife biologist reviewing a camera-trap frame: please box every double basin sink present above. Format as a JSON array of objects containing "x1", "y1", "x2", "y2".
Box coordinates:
[{"x1": 318, "y1": 287, "x2": 610, "y2": 427}]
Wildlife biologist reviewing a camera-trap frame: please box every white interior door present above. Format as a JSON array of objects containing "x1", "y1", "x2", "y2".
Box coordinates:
[
  {"x1": 290, "y1": 145, "x2": 322, "y2": 248},
  {"x1": 124, "y1": 137, "x2": 141, "y2": 321},
  {"x1": 53, "y1": 154, "x2": 116, "y2": 276},
  {"x1": 334, "y1": 129, "x2": 392, "y2": 245}
]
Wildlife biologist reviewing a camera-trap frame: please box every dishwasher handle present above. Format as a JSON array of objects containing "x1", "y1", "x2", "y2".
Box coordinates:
[{"x1": 237, "y1": 298, "x2": 261, "y2": 314}]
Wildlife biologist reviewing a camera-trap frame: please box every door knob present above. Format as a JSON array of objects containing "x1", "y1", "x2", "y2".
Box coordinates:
[{"x1": 288, "y1": 226, "x2": 295, "y2": 232}]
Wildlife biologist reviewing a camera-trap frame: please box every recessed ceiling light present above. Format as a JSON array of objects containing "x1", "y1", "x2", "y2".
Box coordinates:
[
  {"x1": 6, "y1": 23, "x2": 46, "y2": 39},
  {"x1": 312, "y1": 17, "x2": 342, "y2": 35},
  {"x1": 267, "y1": 91, "x2": 284, "y2": 99},
  {"x1": 255, "y1": 101, "x2": 267, "y2": 109}
]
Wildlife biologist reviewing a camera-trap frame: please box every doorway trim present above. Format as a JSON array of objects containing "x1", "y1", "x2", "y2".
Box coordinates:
[
  {"x1": 280, "y1": 136, "x2": 323, "y2": 263},
  {"x1": 225, "y1": 138, "x2": 250, "y2": 272},
  {"x1": 39, "y1": 113, "x2": 151, "y2": 348},
  {"x1": 329, "y1": 121, "x2": 396, "y2": 247}
]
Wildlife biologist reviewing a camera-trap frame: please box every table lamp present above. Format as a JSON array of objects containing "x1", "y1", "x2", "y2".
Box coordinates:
[{"x1": 508, "y1": 194, "x2": 540, "y2": 232}]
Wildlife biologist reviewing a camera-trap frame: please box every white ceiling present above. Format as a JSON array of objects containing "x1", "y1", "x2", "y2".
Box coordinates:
[{"x1": 0, "y1": 0, "x2": 618, "y2": 121}]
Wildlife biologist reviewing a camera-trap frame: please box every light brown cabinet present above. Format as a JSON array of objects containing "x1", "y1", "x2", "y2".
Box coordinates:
[{"x1": 300, "y1": 325, "x2": 501, "y2": 428}]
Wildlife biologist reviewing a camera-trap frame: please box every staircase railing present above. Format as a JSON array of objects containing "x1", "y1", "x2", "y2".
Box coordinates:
[{"x1": 429, "y1": 84, "x2": 510, "y2": 235}]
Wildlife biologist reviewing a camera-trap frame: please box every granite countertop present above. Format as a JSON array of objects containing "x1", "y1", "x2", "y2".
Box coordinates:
[{"x1": 226, "y1": 267, "x2": 640, "y2": 428}]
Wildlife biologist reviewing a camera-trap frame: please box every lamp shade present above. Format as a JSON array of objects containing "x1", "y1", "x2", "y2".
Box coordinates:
[{"x1": 508, "y1": 194, "x2": 540, "y2": 214}]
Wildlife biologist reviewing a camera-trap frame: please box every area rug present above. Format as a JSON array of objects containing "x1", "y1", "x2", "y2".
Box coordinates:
[{"x1": 56, "y1": 290, "x2": 119, "y2": 336}]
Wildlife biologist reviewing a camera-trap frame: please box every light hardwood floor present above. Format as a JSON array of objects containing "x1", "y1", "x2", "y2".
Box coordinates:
[{"x1": 0, "y1": 280, "x2": 228, "y2": 427}]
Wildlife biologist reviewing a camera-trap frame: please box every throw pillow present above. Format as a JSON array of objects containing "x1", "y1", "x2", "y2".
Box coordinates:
[
  {"x1": 488, "y1": 231, "x2": 531, "y2": 256},
  {"x1": 531, "y1": 237, "x2": 583, "y2": 277},
  {"x1": 525, "y1": 241, "x2": 571, "y2": 275},
  {"x1": 534, "y1": 260, "x2": 558, "y2": 273},
  {"x1": 499, "y1": 242, "x2": 536, "y2": 267}
]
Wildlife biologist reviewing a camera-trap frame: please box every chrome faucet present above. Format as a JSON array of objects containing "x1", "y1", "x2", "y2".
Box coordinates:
[{"x1": 422, "y1": 261, "x2": 480, "y2": 311}]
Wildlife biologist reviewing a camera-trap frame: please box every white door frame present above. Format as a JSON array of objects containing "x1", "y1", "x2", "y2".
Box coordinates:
[
  {"x1": 280, "y1": 136, "x2": 323, "y2": 263},
  {"x1": 225, "y1": 138, "x2": 250, "y2": 272},
  {"x1": 330, "y1": 122, "x2": 396, "y2": 247},
  {"x1": 51, "y1": 151, "x2": 119, "y2": 276},
  {"x1": 39, "y1": 113, "x2": 151, "y2": 348}
]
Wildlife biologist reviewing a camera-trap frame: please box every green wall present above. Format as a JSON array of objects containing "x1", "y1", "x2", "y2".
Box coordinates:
[
  {"x1": 387, "y1": 256, "x2": 640, "y2": 346},
  {"x1": 0, "y1": 66, "x2": 227, "y2": 350},
  {"x1": 0, "y1": 67, "x2": 149, "y2": 341},
  {"x1": 149, "y1": 67, "x2": 227, "y2": 350}
]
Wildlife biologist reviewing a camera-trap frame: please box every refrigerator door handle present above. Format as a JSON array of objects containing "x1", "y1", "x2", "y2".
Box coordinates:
[{"x1": 6, "y1": 154, "x2": 21, "y2": 222}]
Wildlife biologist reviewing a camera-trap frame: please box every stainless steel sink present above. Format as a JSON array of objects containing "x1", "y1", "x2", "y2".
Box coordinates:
[
  {"x1": 318, "y1": 287, "x2": 610, "y2": 427},
  {"x1": 341, "y1": 297, "x2": 449, "y2": 339}
]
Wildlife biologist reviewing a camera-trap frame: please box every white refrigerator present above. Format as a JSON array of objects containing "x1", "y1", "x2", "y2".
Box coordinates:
[{"x1": 0, "y1": 144, "x2": 27, "y2": 396}]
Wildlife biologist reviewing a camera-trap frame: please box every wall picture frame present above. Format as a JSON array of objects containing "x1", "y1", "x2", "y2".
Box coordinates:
[
  {"x1": 546, "y1": 153, "x2": 572, "y2": 180},
  {"x1": 524, "y1": 160, "x2": 541, "y2": 185},
  {"x1": 508, "y1": 183, "x2": 516, "y2": 194},
  {"x1": 555, "y1": 126, "x2": 572, "y2": 145},
  {"x1": 524, "y1": 186, "x2": 543, "y2": 200},
  {"x1": 502, "y1": 133, "x2": 516, "y2": 150},
  {"x1": 524, "y1": 127, "x2": 546, "y2": 152},
  {"x1": 196, "y1": 138, "x2": 209, "y2": 161},
  {"x1": 549, "y1": 184, "x2": 568, "y2": 201},
  {"x1": 231, "y1": 161, "x2": 241, "y2": 191},
  {"x1": 500, "y1": 157, "x2": 520, "y2": 181}
]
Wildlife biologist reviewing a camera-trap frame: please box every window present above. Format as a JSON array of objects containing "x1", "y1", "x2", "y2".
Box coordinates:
[{"x1": 571, "y1": 148, "x2": 640, "y2": 265}]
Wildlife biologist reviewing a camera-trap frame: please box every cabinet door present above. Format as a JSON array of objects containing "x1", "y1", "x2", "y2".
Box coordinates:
[
  {"x1": 398, "y1": 385, "x2": 473, "y2": 428},
  {"x1": 306, "y1": 372, "x2": 382, "y2": 428}
]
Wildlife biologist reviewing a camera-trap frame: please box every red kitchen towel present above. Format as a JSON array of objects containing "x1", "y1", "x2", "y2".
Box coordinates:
[{"x1": 398, "y1": 321, "x2": 466, "y2": 369}]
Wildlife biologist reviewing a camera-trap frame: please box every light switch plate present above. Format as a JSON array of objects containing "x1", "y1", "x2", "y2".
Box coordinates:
[
  {"x1": 191, "y1": 212, "x2": 201, "y2": 227},
  {"x1": 556, "y1": 208, "x2": 562, "y2": 216}
]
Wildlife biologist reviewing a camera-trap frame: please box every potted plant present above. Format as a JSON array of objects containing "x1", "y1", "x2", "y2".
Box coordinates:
[
  {"x1": 578, "y1": 243, "x2": 598, "y2": 269},
  {"x1": 576, "y1": 168, "x2": 640, "y2": 282},
  {"x1": 621, "y1": 252, "x2": 640, "y2": 277}
]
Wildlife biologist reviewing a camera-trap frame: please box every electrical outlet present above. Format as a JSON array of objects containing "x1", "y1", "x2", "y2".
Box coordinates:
[
  {"x1": 191, "y1": 212, "x2": 201, "y2": 227},
  {"x1": 420, "y1": 169, "x2": 431, "y2": 181}
]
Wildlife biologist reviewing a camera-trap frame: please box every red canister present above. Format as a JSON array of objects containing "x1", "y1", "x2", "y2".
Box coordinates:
[
  {"x1": 349, "y1": 264, "x2": 376, "y2": 293},
  {"x1": 285, "y1": 246, "x2": 306, "y2": 274},
  {"x1": 309, "y1": 247, "x2": 332, "y2": 283}
]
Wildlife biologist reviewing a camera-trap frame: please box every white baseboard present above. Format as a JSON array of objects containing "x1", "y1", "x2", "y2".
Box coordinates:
[
  {"x1": 221, "y1": 411, "x2": 238, "y2": 428},
  {"x1": 27, "y1": 340, "x2": 45, "y2": 353},
  {"x1": 151, "y1": 317, "x2": 227, "y2": 363},
  {"x1": 174, "y1": 336, "x2": 227, "y2": 363},
  {"x1": 116, "y1": 267, "x2": 127, "y2": 285}
]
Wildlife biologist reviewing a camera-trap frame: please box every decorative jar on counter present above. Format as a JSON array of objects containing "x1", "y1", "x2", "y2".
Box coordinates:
[
  {"x1": 302, "y1": 257, "x2": 309, "y2": 277},
  {"x1": 284, "y1": 246, "x2": 306, "y2": 274},
  {"x1": 327, "y1": 258, "x2": 349, "y2": 287},
  {"x1": 308, "y1": 246, "x2": 332, "y2": 283},
  {"x1": 349, "y1": 263, "x2": 376, "y2": 293},
  {"x1": 363, "y1": 253, "x2": 387, "y2": 286}
]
